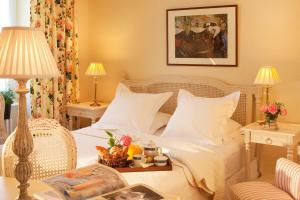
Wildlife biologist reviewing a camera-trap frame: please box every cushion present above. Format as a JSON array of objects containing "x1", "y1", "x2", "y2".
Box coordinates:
[
  {"x1": 231, "y1": 181, "x2": 294, "y2": 200},
  {"x1": 149, "y1": 112, "x2": 171, "y2": 135},
  {"x1": 275, "y1": 158, "x2": 300, "y2": 200},
  {"x1": 162, "y1": 89, "x2": 240, "y2": 145},
  {"x1": 93, "y1": 83, "x2": 172, "y2": 134}
]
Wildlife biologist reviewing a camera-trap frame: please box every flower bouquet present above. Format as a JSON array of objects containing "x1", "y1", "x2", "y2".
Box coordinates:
[
  {"x1": 260, "y1": 102, "x2": 287, "y2": 130},
  {"x1": 96, "y1": 131, "x2": 142, "y2": 168}
]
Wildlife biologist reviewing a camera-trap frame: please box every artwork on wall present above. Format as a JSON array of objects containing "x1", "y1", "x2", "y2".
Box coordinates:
[{"x1": 167, "y1": 5, "x2": 237, "y2": 67}]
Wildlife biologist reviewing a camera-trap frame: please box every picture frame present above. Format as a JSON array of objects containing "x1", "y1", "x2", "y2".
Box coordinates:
[{"x1": 166, "y1": 5, "x2": 237, "y2": 67}]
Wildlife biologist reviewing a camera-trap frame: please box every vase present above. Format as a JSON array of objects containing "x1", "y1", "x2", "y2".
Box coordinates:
[{"x1": 264, "y1": 119, "x2": 278, "y2": 130}]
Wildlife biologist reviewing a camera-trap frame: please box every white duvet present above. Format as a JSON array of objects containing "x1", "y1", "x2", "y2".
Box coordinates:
[{"x1": 72, "y1": 127, "x2": 244, "y2": 200}]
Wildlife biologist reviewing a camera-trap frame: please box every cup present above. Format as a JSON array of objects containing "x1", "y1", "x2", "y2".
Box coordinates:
[
  {"x1": 144, "y1": 146, "x2": 158, "y2": 158},
  {"x1": 133, "y1": 154, "x2": 146, "y2": 167},
  {"x1": 154, "y1": 155, "x2": 168, "y2": 167}
]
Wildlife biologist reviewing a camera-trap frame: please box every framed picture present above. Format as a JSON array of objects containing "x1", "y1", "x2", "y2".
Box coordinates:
[{"x1": 167, "y1": 5, "x2": 237, "y2": 67}]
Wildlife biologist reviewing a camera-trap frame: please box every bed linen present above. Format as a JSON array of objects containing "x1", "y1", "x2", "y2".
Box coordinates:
[{"x1": 72, "y1": 126, "x2": 245, "y2": 200}]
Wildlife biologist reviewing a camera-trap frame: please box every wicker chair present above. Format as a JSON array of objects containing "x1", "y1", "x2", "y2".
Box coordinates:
[
  {"x1": 0, "y1": 93, "x2": 7, "y2": 144},
  {"x1": 1, "y1": 118, "x2": 77, "y2": 180}
]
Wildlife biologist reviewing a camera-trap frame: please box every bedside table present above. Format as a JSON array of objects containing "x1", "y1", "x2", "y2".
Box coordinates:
[
  {"x1": 66, "y1": 102, "x2": 108, "y2": 130},
  {"x1": 241, "y1": 122, "x2": 300, "y2": 179}
]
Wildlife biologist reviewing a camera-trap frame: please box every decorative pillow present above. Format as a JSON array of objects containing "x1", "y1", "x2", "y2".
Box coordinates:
[
  {"x1": 149, "y1": 112, "x2": 171, "y2": 135},
  {"x1": 92, "y1": 83, "x2": 172, "y2": 134},
  {"x1": 162, "y1": 89, "x2": 240, "y2": 145}
]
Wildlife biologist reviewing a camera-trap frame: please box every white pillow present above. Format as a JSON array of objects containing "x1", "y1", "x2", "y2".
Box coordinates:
[
  {"x1": 149, "y1": 112, "x2": 171, "y2": 135},
  {"x1": 93, "y1": 83, "x2": 172, "y2": 134},
  {"x1": 162, "y1": 89, "x2": 240, "y2": 145}
]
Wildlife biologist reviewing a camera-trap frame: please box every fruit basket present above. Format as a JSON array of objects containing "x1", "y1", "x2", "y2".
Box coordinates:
[{"x1": 98, "y1": 155, "x2": 128, "y2": 168}]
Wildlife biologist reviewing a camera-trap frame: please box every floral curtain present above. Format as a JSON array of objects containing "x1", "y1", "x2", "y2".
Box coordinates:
[{"x1": 30, "y1": 0, "x2": 80, "y2": 126}]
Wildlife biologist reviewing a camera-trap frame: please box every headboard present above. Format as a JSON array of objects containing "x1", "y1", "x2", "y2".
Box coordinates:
[{"x1": 123, "y1": 75, "x2": 261, "y2": 126}]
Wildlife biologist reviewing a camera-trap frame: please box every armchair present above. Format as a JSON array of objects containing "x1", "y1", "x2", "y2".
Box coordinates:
[{"x1": 231, "y1": 158, "x2": 300, "y2": 200}]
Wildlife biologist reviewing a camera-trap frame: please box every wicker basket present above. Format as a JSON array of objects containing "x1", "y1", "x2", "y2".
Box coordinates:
[{"x1": 98, "y1": 156, "x2": 128, "y2": 168}]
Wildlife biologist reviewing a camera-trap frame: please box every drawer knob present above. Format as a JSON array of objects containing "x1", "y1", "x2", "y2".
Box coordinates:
[{"x1": 265, "y1": 138, "x2": 272, "y2": 144}]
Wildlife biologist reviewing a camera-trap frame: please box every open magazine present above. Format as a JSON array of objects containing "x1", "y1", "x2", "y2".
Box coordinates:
[
  {"x1": 34, "y1": 164, "x2": 128, "y2": 200},
  {"x1": 34, "y1": 164, "x2": 173, "y2": 200}
]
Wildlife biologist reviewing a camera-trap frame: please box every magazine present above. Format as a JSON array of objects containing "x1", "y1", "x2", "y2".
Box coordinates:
[
  {"x1": 87, "y1": 184, "x2": 166, "y2": 200},
  {"x1": 34, "y1": 164, "x2": 128, "y2": 200}
]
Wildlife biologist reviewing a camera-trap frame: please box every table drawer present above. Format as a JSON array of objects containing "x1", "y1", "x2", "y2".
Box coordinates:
[{"x1": 251, "y1": 133, "x2": 290, "y2": 146}]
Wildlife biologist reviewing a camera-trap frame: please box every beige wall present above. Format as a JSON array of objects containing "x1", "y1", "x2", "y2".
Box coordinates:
[{"x1": 78, "y1": 0, "x2": 300, "y2": 172}]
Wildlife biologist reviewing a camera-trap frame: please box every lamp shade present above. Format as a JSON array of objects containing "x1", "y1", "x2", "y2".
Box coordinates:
[
  {"x1": 254, "y1": 66, "x2": 281, "y2": 86},
  {"x1": 85, "y1": 63, "x2": 106, "y2": 76},
  {"x1": 0, "y1": 27, "x2": 59, "y2": 79}
]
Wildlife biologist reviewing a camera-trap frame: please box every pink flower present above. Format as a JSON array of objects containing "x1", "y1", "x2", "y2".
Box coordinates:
[
  {"x1": 57, "y1": 33, "x2": 63, "y2": 41},
  {"x1": 260, "y1": 105, "x2": 269, "y2": 113},
  {"x1": 66, "y1": 65, "x2": 73, "y2": 72},
  {"x1": 281, "y1": 108, "x2": 287, "y2": 116},
  {"x1": 120, "y1": 135, "x2": 132, "y2": 147},
  {"x1": 35, "y1": 20, "x2": 41, "y2": 28},
  {"x1": 66, "y1": 23, "x2": 72, "y2": 30},
  {"x1": 268, "y1": 104, "x2": 277, "y2": 114}
]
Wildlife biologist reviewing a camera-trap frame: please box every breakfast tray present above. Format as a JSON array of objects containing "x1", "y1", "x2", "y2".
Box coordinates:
[{"x1": 114, "y1": 156, "x2": 172, "y2": 173}]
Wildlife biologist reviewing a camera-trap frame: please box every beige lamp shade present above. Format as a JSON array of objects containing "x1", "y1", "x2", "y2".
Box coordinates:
[
  {"x1": 254, "y1": 66, "x2": 281, "y2": 86},
  {"x1": 0, "y1": 27, "x2": 59, "y2": 79},
  {"x1": 85, "y1": 63, "x2": 106, "y2": 76}
]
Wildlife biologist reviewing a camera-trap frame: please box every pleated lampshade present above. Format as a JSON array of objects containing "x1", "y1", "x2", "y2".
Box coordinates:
[
  {"x1": 0, "y1": 27, "x2": 59, "y2": 79},
  {"x1": 85, "y1": 63, "x2": 106, "y2": 76},
  {"x1": 254, "y1": 66, "x2": 281, "y2": 86}
]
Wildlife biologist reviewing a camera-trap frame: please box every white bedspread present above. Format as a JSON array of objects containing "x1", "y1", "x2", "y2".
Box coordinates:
[{"x1": 72, "y1": 126, "x2": 244, "y2": 200}]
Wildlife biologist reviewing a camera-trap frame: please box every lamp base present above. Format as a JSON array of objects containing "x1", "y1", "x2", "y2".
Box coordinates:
[
  {"x1": 13, "y1": 79, "x2": 33, "y2": 200},
  {"x1": 90, "y1": 101, "x2": 101, "y2": 107}
]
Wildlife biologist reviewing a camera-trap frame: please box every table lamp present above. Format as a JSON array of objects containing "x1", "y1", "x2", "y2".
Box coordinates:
[
  {"x1": 254, "y1": 66, "x2": 281, "y2": 104},
  {"x1": 0, "y1": 27, "x2": 59, "y2": 200},
  {"x1": 85, "y1": 63, "x2": 106, "y2": 106}
]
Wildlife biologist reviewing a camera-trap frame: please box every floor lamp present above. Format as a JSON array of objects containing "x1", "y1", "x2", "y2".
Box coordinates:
[
  {"x1": 85, "y1": 63, "x2": 106, "y2": 106},
  {"x1": 0, "y1": 27, "x2": 59, "y2": 200}
]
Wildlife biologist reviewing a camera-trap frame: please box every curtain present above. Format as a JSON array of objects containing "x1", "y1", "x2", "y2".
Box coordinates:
[
  {"x1": 0, "y1": 0, "x2": 15, "y2": 91},
  {"x1": 30, "y1": 0, "x2": 80, "y2": 126}
]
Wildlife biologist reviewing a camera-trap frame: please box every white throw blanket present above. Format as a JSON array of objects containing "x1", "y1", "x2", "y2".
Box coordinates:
[{"x1": 131, "y1": 133, "x2": 241, "y2": 199}]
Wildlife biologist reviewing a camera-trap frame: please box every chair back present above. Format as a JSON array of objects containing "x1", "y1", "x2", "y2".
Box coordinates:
[
  {"x1": 1, "y1": 118, "x2": 77, "y2": 180},
  {"x1": 0, "y1": 94, "x2": 7, "y2": 143},
  {"x1": 275, "y1": 158, "x2": 300, "y2": 200}
]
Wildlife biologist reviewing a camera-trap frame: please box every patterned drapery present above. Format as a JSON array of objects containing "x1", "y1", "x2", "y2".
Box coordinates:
[{"x1": 30, "y1": 0, "x2": 80, "y2": 126}]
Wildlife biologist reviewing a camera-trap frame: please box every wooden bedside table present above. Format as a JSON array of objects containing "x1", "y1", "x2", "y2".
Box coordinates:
[
  {"x1": 66, "y1": 102, "x2": 108, "y2": 130},
  {"x1": 241, "y1": 122, "x2": 300, "y2": 179}
]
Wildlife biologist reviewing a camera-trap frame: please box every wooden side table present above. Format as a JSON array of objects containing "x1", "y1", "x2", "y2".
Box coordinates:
[
  {"x1": 241, "y1": 122, "x2": 300, "y2": 179},
  {"x1": 66, "y1": 102, "x2": 108, "y2": 130}
]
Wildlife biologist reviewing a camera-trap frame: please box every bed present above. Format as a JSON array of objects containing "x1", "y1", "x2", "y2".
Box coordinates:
[{"x1": 72, "y1": 75, "x2": 260, "y2": 200}]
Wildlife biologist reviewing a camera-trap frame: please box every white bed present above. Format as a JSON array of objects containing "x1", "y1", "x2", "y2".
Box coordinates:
[
  {"x1": 73, "y1": 127, "x2": 244, "y2": 200},
  {"x1": 72, "y1": 76, "x2": 260, "y2": 200}
]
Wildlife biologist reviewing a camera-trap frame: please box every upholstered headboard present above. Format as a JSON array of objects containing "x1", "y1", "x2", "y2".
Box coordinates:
[{"x1": 123, "y1": 75, "x2": 261, "y2": 126}]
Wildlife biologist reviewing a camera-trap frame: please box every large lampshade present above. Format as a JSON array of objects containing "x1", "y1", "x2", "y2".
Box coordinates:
[
  {"x1": 85, "y1": 63, "x2": 106, "y2": 76},
  {"x1": 0, "y1": 27, "x2": 59, "y2": 79},
  {"x1": 254, "y1": 66, "x2": 280, "y2": 86}
]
